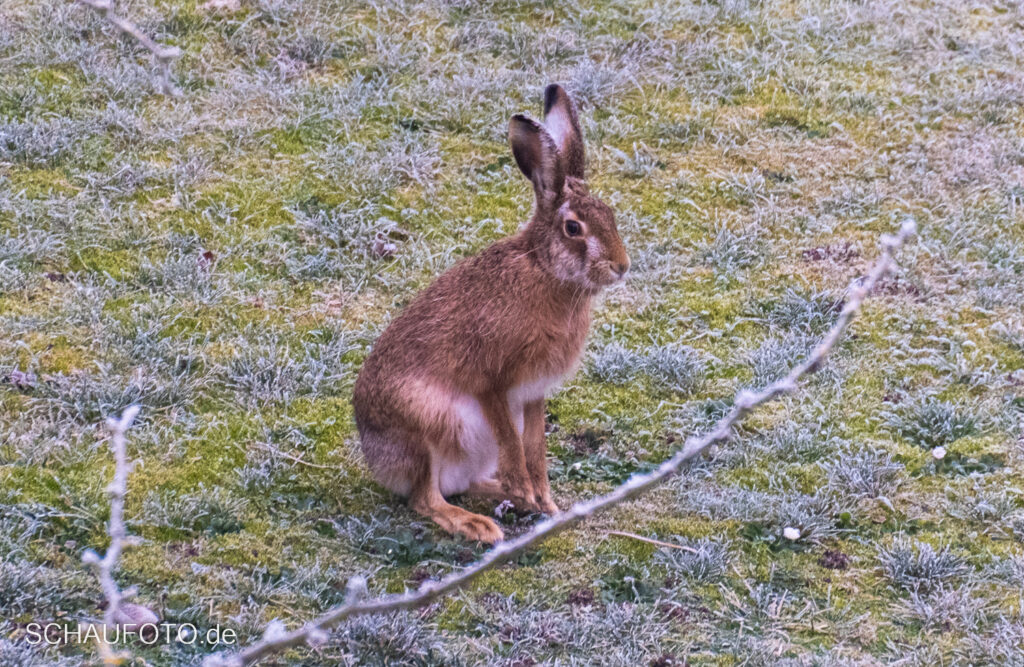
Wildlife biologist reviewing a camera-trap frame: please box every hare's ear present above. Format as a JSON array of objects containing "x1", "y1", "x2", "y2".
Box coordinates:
[
  {"x1": 543, "y1": 84, "x2": 584, "y2": 180},
  {"x1": 509, "y1": 114, "x2": 565, "y2": 205}
]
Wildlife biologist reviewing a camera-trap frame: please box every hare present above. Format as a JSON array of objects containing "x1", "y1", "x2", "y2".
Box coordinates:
[{"x1": 352, "y1": 84, "x2": 629, "y2": 543}]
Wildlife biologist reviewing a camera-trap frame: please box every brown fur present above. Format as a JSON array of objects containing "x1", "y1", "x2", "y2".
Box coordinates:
[{"x1": 352, "y1": 84, "x2": 629, "y2": 543}]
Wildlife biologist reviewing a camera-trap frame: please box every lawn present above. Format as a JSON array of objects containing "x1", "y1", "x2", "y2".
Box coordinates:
[{"x1": 2, "y1": 0, "x2": 1024, "y2": 664}]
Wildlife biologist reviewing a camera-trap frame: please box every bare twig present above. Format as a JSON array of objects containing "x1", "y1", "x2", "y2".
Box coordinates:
[
  {"x1": 606, "y1": 531, "x2": 699, "y2": 553},
  {"x1": 207, "y1": 221, "x2": 917, "y2": 667},
  {"x1": 75, "y1": 0, "x2": 181, "y2": 95},
  {"x1": 82, "y1": 404, "x2": 140, "y2": 664}
]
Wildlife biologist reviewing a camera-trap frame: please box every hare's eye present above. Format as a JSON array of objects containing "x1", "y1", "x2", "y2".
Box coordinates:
[{"x1": 564, "y1": 219, "x2": 583, "y2": 237}]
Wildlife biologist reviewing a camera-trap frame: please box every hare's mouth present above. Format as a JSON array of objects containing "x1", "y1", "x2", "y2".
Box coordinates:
[{"x1": 592, "y1": 262, "x2": 628, "y2": 287}]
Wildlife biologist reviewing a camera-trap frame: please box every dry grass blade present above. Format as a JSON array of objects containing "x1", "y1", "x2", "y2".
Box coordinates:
[{"x1": 606, "y1": 531, "x2": 699, "y2": 553}]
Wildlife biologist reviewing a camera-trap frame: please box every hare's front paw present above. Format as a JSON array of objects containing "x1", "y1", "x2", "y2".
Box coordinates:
[
  {"x1": 537, "y1": 497, "x2": 560, "y2": 515},
  {"x1": 497, "y1": 476, "x2": 538, "y2": 510}
]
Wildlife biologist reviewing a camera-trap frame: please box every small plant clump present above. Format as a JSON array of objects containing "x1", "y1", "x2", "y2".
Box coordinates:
[
  {"x1": 877, "y1": 538, "x2": 972, "y2": 592},
  {"x1": 883, "y1": 395, "x2": 982, "y2": 450}
]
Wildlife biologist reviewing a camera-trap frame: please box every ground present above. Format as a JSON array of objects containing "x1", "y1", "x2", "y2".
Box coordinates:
[{"x1": 2, "y1": 0, "x2": 1024, "y2": 665}]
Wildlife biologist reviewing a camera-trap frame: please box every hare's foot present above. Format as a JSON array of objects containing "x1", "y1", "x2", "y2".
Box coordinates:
[
  {"x1": 437, "y1": 505, "x2": 504, "y2": 543},
  {"x1": 524, "y1": 477, "x2": 558, "y2": 515},
  {"x1": 518, "y1": 468, "x2": 557, "y2": 514},
  {"x1": 468, "y1": 478, "x2": 545, "y2": 513},
  {"x1": 535, "y1": 495, "x2": 559, "y2": 515},
  {"x1": 498, "y1": 471, "x2": 538, "y2": 506},
  {"x1": 523, "y1": 468, "x2": 558, "y2": 514},
  {"x1": 411, "y1": 466, "x2": 504, "y2": 543}
]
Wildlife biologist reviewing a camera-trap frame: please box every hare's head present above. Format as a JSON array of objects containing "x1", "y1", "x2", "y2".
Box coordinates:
[{"x1": 510, "y1": 84, "x2": 630, "y2": 291}]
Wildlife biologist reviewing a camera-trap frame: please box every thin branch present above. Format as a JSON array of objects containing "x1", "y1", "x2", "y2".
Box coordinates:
[
  {"x1": 75, "y1": 0, "x2": 182, "y2": 96},
  {"x1": 82, "y1": 404, "x2": 140, "y2": 664},
  {"x1": 207, "y1": 220, "x2": 917, "y2": 667},
  {"x1": 606, "y1": 531, "x2": 699, "y2": 553}
]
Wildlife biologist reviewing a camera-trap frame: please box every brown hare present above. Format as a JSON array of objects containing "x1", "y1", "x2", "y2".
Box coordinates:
[{"x1": 353, "y1": 84, "x2": 629, "y2": 543}]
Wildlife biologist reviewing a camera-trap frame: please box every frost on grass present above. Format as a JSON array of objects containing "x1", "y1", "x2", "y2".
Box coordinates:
[
  {"x1": 607, "y1": 142, "x2": 665, "y2": 179},
  {"x1": 31, "y1": 364, "x2": 191, "y2": 424},
  {"x1": 729, "y1": 421, "x2": 838, "y2": 466},
  {"x1": 222, "y1": 331, "x2": 357, "y2": 406},
  {"x1": 1, "y1": 413, "x2": 94, "y2": 466},
  {"x1": 746, "y1": 335, "x2": 818, "y2": 387},
  {"x1": 655, "y1": 537, "x2": 731, "y2": 583},
  {"x1": 139, "y1": 484, "x2": 248, "y2": 536},
  {"x1": 0, "y1": 559, "x2": 94, "y2": 618},
  {"x1": 0, "y1": 117, "x2": 84, "y2": 167},
  {"x1": 678, "y1": 482, "x2": 842, "y2": 543},
  {"x1": 589, "y1": 342, "x2": 709, "y2": 394},
  {"x1": 328, "y1": 611, "x2": 449, "y2": 667},
  {"x1": 753, "y1": 288, "x2": 843, "y2": 334},
  {"x1": 882, "y1": 394, "x2": 982, "y2": 449},
  {"x1": 0, "y1": 624, "x2": 81, "y2": 667},
  {"x1": 820, "y1": 446, "x2": 904, "y2": 500},
  {"x1": 955, "y1": 619, "x2": 1024, "y2": 665},
  {"x1": 894, "y1": 584, "x2": 992, "y2": 633},
  {"x1": 877, "y1": 538, "x2": 971, "y2": 592},
  {"x1": 695, "y1": 223, "x2": 768, "y2": 274},
  {"x1": 460, "y1": 596, "x2": 682, "y2": 666}
]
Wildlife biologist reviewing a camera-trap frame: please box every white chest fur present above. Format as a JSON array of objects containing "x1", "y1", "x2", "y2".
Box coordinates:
[{"x1": 506, "y1": 374, "x2": 563, "y2": 435}]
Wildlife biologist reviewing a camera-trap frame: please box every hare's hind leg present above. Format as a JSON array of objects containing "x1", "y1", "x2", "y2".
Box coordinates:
[{"x1": 410, "y1": 454, "x2": 504, "y2": 544}]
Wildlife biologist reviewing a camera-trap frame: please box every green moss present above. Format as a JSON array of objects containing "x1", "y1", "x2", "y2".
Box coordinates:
[
  {"x1": 196, "y1": 525, "x2": 318, "y2": 570},
  {"x1": 431, "y1": 598, "x2": 477, "y2": 632},
  {"x1": 68, "y1": 246, "x2": 140, "y2": 280},
  {"x1": 537, "y1": 533, "x2": 579, "y2": 562},
  {"x1": 126, "y1": 415, "x2": 251, "y2": 501},
  {"x1": 599, "y1": 534, "x2": 656, "y2": 562},
  {"x1": 647, "y1": 518, "x2": 739, "y2": 540},
  {"x1": 470, "y1": 567, "x2": 540, "y2": 597},
  {"x1": 6, "y1": 166, "x2": 79, "y2": 198}
]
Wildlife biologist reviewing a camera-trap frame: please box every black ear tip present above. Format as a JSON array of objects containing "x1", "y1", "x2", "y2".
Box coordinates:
[
  {"x1": 510, "y1": 114, "x2": 545, "y2": 135},
  {"x1": 543, "y1": 84, "x2": 564, "y2": 114}
]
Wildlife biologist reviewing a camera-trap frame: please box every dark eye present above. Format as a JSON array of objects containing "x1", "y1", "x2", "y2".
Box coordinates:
[{"x1": 564, "y1": 220, "x2": 582, "y2": 237}]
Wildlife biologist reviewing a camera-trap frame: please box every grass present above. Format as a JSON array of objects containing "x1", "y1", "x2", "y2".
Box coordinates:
[{"x1": 1, "y1": 0, "x2": 1024, "y2": 664}]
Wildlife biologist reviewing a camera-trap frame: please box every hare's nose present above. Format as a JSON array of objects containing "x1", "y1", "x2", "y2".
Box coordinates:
[{"x1": 614, "y1": 260, "x2": 630, "y2": 277}]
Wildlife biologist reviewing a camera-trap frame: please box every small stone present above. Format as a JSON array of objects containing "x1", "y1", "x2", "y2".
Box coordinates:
[
  {"x1": 932, "y1": 446, "x2": 946, "y2": 460},
  {"x1": 783, "y1": 526, "x2": 801, "y2": 541}
]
